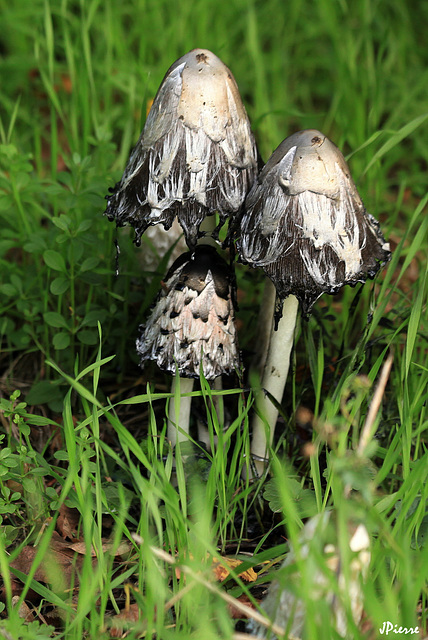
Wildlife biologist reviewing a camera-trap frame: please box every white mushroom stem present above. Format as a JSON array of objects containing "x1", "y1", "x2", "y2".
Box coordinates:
[
  {"x1": 197, "y1": 376, "x2": 223, "y2": 450},
  {"x1": 167, "y1": 376, "x2": 195, "y2": 447},
  {"x1": 250, "y1": 279, "x2": 277, "y2": 377},
  {"x1": 250, "y1": 294, "x2": 300, "y2": 477}
]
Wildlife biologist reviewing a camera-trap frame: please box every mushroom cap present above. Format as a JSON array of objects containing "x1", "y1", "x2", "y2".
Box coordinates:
[
  {"x1": 106, "y1": 49, "x2": 258, "y2": 249},
  {"x1": 238, "y1": 129, "x2": 391, "y2": 315},
  {"x1": 136, "y1": 244, "x2": 240, "y2": 380}
]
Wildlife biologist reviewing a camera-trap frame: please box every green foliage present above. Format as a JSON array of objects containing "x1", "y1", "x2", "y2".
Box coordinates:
[
  {"x1": 0, "y1": 619, "x2": 56, "y2": 639},
  {"x1": 0, "y1": 0, "x2": 427, "y2": 637},
  {"x1": 0, "y1": 392, "x2": 61, "y2": 545},
  {"x1": 263, "y1": 476, "x2": 317, "y2": 519}
]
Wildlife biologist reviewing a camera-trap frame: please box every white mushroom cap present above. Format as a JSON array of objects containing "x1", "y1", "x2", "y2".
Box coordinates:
[
  {"x1": 136, "y1": 245, "x2": 240, "y2": 380},
  {"x1": 238, "y1": 130, "x2": 391, "y2": 316},
  {"x1": 106, "y1": 49, "x2": 258, "y2": 249}
]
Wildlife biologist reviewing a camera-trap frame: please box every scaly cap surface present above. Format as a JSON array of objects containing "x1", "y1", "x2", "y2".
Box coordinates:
[
  {"x1": 238, "y1": 130, "x2": 391, "y2": 315},
  {"x1": 136, "y1": 245, "x2": 240, "y2": 380},
  {"x1": 106, "y1": 49, "x2": 258, "y2": 249}
]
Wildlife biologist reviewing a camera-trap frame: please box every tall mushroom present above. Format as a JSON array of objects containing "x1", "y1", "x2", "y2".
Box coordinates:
[
  {"x1": 238, "y1": 130, "x2": 391, "y2": 475},
  {"x1": 136, "y1": 244, "x2": 240, "y2": 448},
  {"x1": 105, "y1": 48, "x2": 258, "y2": 250}
]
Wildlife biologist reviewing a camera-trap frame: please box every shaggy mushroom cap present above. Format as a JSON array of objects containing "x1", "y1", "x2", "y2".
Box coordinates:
[
  {"x1": 136, "y1": 245, "x2": 240, "y2": 380},
  {"x1": 106, "y1": 48, "x2": 258, "y2": 249},
  {"x1": 238, "y1": 129, "x2": 391, "y2": 316}
]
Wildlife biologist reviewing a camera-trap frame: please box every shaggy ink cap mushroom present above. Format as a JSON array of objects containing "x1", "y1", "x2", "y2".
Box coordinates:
[
  {"x1": 238, "y1": 129, "x2": 391, "y2": 317},
  {"x1": 106, "y1": 49, "x2": 258, "y2": 249},
  {"x1": 136, "y1": 245, "x2": 240, "y2": 380}
]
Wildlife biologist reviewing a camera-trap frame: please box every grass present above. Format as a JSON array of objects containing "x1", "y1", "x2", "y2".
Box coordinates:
[{"x1": 0, "y1": 0, "x2": 427, "y2": 638}]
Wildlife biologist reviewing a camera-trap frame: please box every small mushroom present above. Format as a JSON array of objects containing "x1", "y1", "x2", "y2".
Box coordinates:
[
  {"x1": 136, "y1": 244, "x2": 240, "y2": 447},
  {"x1": 106, "y1": 48, "x2": 258, "y2": 250},
  {"x1": 250, "y1": 511, "x2": 371, "y2": 639},
  {"x1": 238, "y1": 130, "x2": 391, "y2": 475}
]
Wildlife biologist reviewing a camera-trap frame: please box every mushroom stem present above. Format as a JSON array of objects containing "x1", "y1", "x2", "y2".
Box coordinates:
[
  {"x1": 197, "y1": 376, "x2": 223, "y2": 451},
  {"x1": 167, "y1": 376, "x2": 195, "y2": 447},
  {"x1": 250, "y1": 294, "x2": 299, "y2": 477},
  {"x1": 250, "y1": 279, "x2": 277, "y2": 378}
]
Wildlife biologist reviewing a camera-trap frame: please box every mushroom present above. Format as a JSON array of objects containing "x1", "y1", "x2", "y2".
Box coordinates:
[
  {"x1": 238, "y1": 130, "x2": 391, "y2": 475},
  {"x1": 136, "y1": 244, "x2": 240, "y2": 448},
  {"x1": 138, "y1": 219, "x2": 188, "y2": 275},
  {"x1": 105, "y1": 48, "x2": 258, "y2": 250},
  {"x1": 250, "y1": 511, "x2": 371, "y2": 639}
]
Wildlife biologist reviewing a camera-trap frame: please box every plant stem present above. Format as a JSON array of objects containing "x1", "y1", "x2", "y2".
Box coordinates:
[{"x1": 250, "y1": 294, "x2": 300, "y2": 477}]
